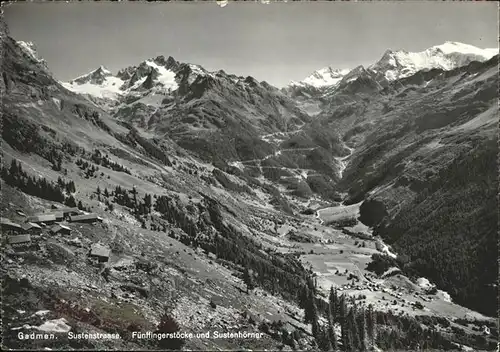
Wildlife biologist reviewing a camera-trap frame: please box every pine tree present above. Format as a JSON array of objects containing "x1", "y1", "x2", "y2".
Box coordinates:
[
  {"x1": 339, "y1": 294, "x2": 351, "y2": 351},
  {"x1": 104, "y1": 188, "x2": 109, "y2": 197},
  {"x1": 77, "y1": 200, "x2": 84, "y2": 210},
  {"x1": 10, "y1": 159, "x2": 19, "y2": 176},
  {"x1": 311, "y1": 297, "x2": 320, "y2": 340},
  {"x1": 65, "y1": 195, "x2": 77, "y2": 208},
  {"x1": 329, "y1": 286, "x2": 339, "y2": 323},
  {"x1": 327, "y1": 302, "x2": 338, "y2": 351},
  {"x1": 299, "y1": 285, "x2": 309, "y2": 310},
  {"x1": 122, "y1": 192, "x2": 130, "y2": 207},
  {"x1": 242, "y1": 268, "x2": 256, "y2": 294},
  {"x1": 367, "y1": 304, "x2": 376, "y2": 351},
  {"x1": 97, "y1": 186, "x2": 101, "y2": 195},
  {"x1": 349, "y1": 304, "x2": 360, "y2": 351},
  {"x1": 318, "y1": 325, "x2": 333, "y2": 351},
  {"x1": 144, "y1": 193, "x2": 152, "y2": 213},
  {"x1": 132, "y1": 186, "x2": 137, "y2": 204},
  {"x1": 359, "y1": 306, "x2": 369, "y2": 351},
  {"x1": 304, "y1": 289, "x2": 315, "y2": 324}
]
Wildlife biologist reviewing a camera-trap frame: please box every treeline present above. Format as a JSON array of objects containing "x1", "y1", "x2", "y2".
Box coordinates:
[
  {"x1": 154, "y1": 192, "x2": 309, "y2": 301},
  {"x1": 2, "y1": 113, "x2": 81, "y2": 172},
  {"x1": 298, "y1": 285, "x2": 482, "y2": 351},
  {"x1": 71, "y1": 104, "x2": 111, "y2": 133},
  {"x1": 221, "y1": 164, "x2": 294, "y2": 215},
  {"x1": 90, "y1": 149, "x2": 131, "y2": 175},
  {"x1": 96, "y1": 183, "x2": 309, "y2": 303},
  {"x1": 154, "y1": 195, "x2": 196, "y2": 236},
  {"x1": 301, "y1": 286, "x2": 378, "y2": 351},
  {"x1": 366, "y1": 253, "x2": 400, "y2": 276},
  {"x1": 93, "y1": 183, "x2": 495, "y2": 351},
  {"x1": 1, "y1": 159, "x2": 73, "y2": 204},
  {"x1": 111, "y1": 186, "x2": 152, "y2": 217},
  {"x1": 46, "y1": 149, "x2": 63, "y2": 172},
  {"x1": 127, "y1": 129, "x2": 172, "y2": 166},
  {"x1": 94, "y1": 185, "x2": 155, "y2": 218},
  {"x1": 75, "y1": 158, "x2": 100, "y2": 178},
  {"x1": 374, "y1": 140, "x2": 497, "y2": 316},
  {"x1": 212, "y1": 168, "x2": 253, "y2": 195}
]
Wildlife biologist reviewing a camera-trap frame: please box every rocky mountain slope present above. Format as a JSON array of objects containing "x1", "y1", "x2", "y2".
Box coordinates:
[
  {"x1": 297, "y1": 49, "x2": 499, "y2": 317},
  {"x1": 62, "y1": 57, "x2": 350, "y2": 203},
  {"x1": 1, "y1": 28, "x2": 322, "y2": 351},
  {"x1": 63, "y1": 56, "x2": 311, "y2": 165},
  {"x1": 2, "y1": 20, "x2": 498, "y2": 352}
]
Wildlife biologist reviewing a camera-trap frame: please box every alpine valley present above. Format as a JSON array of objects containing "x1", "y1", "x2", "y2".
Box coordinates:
[{"x1": 1, "y1": 19, "x2": 498, "y2": 352}]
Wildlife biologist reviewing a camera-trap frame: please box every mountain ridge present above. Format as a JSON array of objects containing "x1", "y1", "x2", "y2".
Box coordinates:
[
  {"x1": 284, "y1": 41, "x2": 497, "y2": 99},
  {"x1": 2, "y1": 30, "x2": 498, "y2": 351}
]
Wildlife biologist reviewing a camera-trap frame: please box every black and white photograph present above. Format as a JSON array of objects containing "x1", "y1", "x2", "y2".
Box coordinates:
[{"x1": 1, "y1": 1, "x2": 498, "y2": 351}]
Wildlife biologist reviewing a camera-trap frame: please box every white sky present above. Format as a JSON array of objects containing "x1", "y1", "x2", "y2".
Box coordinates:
[{"x1": 4, "y1": 1, "x2": 498, "y2": 87}]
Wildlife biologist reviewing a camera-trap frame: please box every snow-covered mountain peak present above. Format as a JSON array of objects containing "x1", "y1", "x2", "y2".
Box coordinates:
[
  {"x1": 432, "y1": 41, "x2": 498, "y2": 57},
  {"x1": 96, "y1": 65, "x2": 112, "y2": 74},
  {"x1": 62, "y1": 56, "x2": 183, "y2": 100},
  {"x1": 71, "y1": 65, "x2": 113, "y2": 85},
  {"x1": 288, "y1": 41, "x2": 498, "y2": 97},
  {"x1": 141, "y1": 59, "x2": 178, "y2": 91},
  {"x1": 369, "y1": 42, "x2": 498, "y2": 81},
  {"x1": 62, "y1": 71, "x2": 124, "y2": 101},
  {"x1": 291, "y1": 66, "x2": 350, "y2": 88}
]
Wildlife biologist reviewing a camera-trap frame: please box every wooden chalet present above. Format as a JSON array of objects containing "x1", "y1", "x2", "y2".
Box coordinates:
[
  {"x1": 69, "y1": 213, "x2": 103, "y2": 224},
  {"x1": 48, "y1": 207, "x2": 82, "y2": 220},
  {"x1": 27, "y1": 214, "x2": 57, "y2": 225},
  {"x1": 8, "y1": 234, "x2": 32, "y2": 249},
  {"x1": 89, "y1": 244, "x2": 110, "y2": 262},
  {"x1": 1, "y1": 218, "x2": 23, "y2": 234},
  {"x1": 50, "y1": 224, "x2": 72, "y2": 235},
  {"x1": 21, "y1": 222, "x2": 42, "y2": 234}
]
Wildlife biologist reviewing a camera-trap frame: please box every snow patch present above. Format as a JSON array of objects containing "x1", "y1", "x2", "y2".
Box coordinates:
[
  {"x1": 187, "y1": 64, "x2": 214, "y2": 85},
  {"x1": 62, "y1": 76, "x2": 125, "y2": 100},
  {"x1": 36, "y1": 318, "x2": 71, "y2": 333},
  {"x1": 291, "y1": 67, "x2": 350, "y2": 89},
  {"x1": 145, "y1": 60, "x2": 178, "y2": 91}
]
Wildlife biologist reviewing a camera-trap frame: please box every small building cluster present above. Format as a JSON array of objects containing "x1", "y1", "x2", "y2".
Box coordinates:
[{"x1": 2, "y1": 206, "x2": 105, "y2": 261}]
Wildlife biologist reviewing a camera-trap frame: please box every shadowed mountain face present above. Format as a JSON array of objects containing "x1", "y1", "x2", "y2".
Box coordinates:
[
  {"x1": 63, "y1": 56, "x2": 312, "y2": 165},
  {"x1": 3, "y1": 23, "x2": 498, "y2": 342},
  {"x1": 302, "y1": 55, "x2": 498, "y2": 316},
  {"x1": 1, "y1": 29, "x2": 320, "y2": 351}
]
